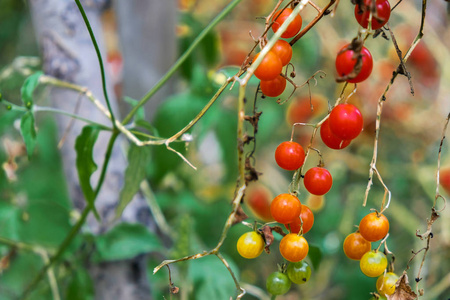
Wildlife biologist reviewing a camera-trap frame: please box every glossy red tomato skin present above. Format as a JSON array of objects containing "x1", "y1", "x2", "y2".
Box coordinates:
[
  {"x1": 359, "y1": 212, "x2": 390, "y2": 242},
  {"x1": 253, "y1": 51, "x2": 283, "y2": 81},
  {"x1": 303, "y1": 167, "x2": 333, "y2": 196},
  {"x1": 335, "y1": 45, "x2": 373, "y2": 83},
  {"x1": 270, "y1": 193, "x2": 302, "y2": 224},
  {"x1": 329, "y1": 104, "x2": 364, "y2": 140},
  {"x1": 271, "y1": 8, "x2": 303, "y2": 38},
  {"x1": 285, "y1": 205, "x2": 314, "y2": 234},
  {"x1": 272, "y1": 40, "x2": 292, "y2": 66},
  {"x1": 355, "y1": 0, "x2": 391, "y2": 30},
  {"x1": 343, "y1": 231, "x2": 372, "y2": 260},
  {"x1": 320, "y1": 118, "x2": 352, "y2": 150},
  {"x1": 279, "y1": 234, "x2": 309, "y2": 262},
  {"x1": 260, "y1": 75, "x2": 287, "y2": 97},
  {"x1": 275, "y1": 141, "x2": 305, "y2": 171}
]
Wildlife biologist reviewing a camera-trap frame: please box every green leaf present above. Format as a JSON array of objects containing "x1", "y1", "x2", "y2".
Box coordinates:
[
  {"x1": 75, "y1": 126, "x2": 100, "y2": 220},
  {"x1": 94, "y1": 223, "x2": 162, "y2": 262},
  {"x1": 116, "y1": 144, "x2": 151, "y2": 217},
  {"x1": 308, "y1": 244, "x2": 323, "y2": 270},
  {"x1": 20, "y1": 111, "x2": 37, "y2": 159},
  {"x1": 20, "y1": 71, "x2": 43, "y2": 108},
  {"x1": 66, "y1": 269, "x2": 94, "y2": 300}
]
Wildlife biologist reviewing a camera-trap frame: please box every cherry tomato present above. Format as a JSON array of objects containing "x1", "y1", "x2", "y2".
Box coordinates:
[
  {"x1": 354, "y1": 0, "x2": 391, "y2": 30},
  {"x1": 260, "y1": 75, "x2": 287, "y2": 97},
  {"x1": 279, "y1": 233, "x2": 309, "y2": 262},
  {"x1": 236, "y1": 231, "x2": 264, "y2": 259},
  {"x1": 320, "y1": 118, "x2": 352, "y2": 150},
  {"x1": 306, "y1": 194, "x2": 325, "y2": 212},
  {"x1": 359, "y1": 212, "x2": 389, "y2": 242},
  {"x1": 253, "y1": 51, "x2": 283, "y2": 81},
  {"x1": 376, "y1": 272, "x2": 399, "y2": 296},
  {"x1": 271, "y1": 39, "x2": 293, "y2": 66},
  {"x1": 275, "y1": 141, "x2": 305, "y2": 171},
  {"x1": 335, "y1": 44, "x2": 373, "y2": 83},
  {"x1": 303, "y1": 167, "x2": 333, "y2": 196},
  {"x1": 286, "y1": 260, "x2": 311, "y2": 284},
  {"x1": 266, "y1": 271, "x2": 291, "y2": 295},
  {"x1": 286, "y1": 94, "x2": 327, "y2": 126},
  {"x1": 343, "y1": 231, "x2": 372, "y2": 260},
  {"x1": 329, "y1": 104, "x2": 364, "y2": 140},
  {"x1": 440, "y1": 166, "x2": 450, "y2": 195},
  {"x1": 359, "y1": 250, "x2": 387, "y2": 277},
  {"x1": 285, "y1": 205, "x2": 314, "y2": 234},
  {"x1": 245, "y1": 183, "x2": 274, "y2": 222},
  {"x1": 271, "y1": 8, "x2": 303, "y2": 38},
  {"x1": 270, "y1": 193, "x2": 302, "y2": 224}
]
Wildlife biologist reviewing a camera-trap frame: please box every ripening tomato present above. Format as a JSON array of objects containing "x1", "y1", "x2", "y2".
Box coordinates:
[
  {"x1": 245, "y1": 183, "x2": 274, "y2": 221},
  {"x1": 335, "y1": 44, "x2": 373, "y2": 83},
  {"x1": 360, "y1": 250, "x2": 387, "y2": 277},
  {"x1": 275, "y1": 141, "x2": 305, "y2": 171},
  {"x1": 376, "y1": 272, "x2": 399, "y2": 296},
  {"x1": 440, "y1": 166, "x2": 450, "y2": 195},
  {"x1": 285, "y1": 205, "x2": 314, "y2": 234},
  {"x1": 253, "y1": 51, "x2": 283, "y2": 81},
  {"x1": 303, "y1": 167, "x2": 333, "y2": 196},
  {"x1": 329, "y1": 103, "x2": 364, "y2": 140},
  {"x1": 286, "y1": 95, "x2": 327, "y2": 126},
  {"x1": 279, "y1": 233, "x2": 309, "y2": 262},
  {"x1": 306, "y1": 194, "x2": 325, "y2": 212},
  {"x1": 343, "y1": 231, "x2": 372, "y2": 260},
  {"x1": 236, "y1": 231, "x2": 265, "y2": 259},
  {"x1": 271, "y1": 39, "x2": 293, "y2": 66},
  {"x1": 270, "y1": 193, "x2": 302, "y2": 224},
  {"x1": 359, "y1": 212, "x2": 389, "y2": 242},
  {"x1": 320, "y1": 118, "x2": 352, "y2": 150},
  {"x1": 354, "y1": 0, "x2": 391, "y2": 30},
  {"x1": 260, "y1": 75, "x2": 287, "y2": 97},
  {"x1": 271, "y1": 8, "x2": 303, "y2": 38}
]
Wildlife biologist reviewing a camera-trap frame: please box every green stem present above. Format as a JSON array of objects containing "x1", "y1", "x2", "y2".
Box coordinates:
[
  {"x1": 74, "y1": 0, "x2": 116, "y2": 127},
  {"x1": 94, "y1": 130, "x2": 119, "y2": 196},
  {"x1": 270, "y1": 295, "x2": 277, "y2": 300},
  {"x1": 122, "y1": 0, "x2": 244, "y2": 125},
  {"x1": 0, "y1": 99, "x2": 27, "y2": 112}
]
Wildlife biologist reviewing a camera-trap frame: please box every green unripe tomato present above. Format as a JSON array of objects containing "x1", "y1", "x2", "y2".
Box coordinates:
[
  {"x1": 266, "y1": 271, "x2": 291, "y2": 295},
  {"x1": 286, "y1": 260, "x2": 311, "y2": 284}
]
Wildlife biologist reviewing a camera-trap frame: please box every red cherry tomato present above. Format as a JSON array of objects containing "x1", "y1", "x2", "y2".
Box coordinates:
[
  {"x1": 279, "y1": 233, "x2": 309, "y2": 262},
  {"x1": 285, "y1": 205, "x2": 314, "y2": 234},
  {"x1": 335, "y1": 44, "x2": 373, "y2": 83},
  {"x1": 253, "y1": 51, "x2": 283, "y2": 81},
  {"x1": 271, "y1": 8, "x2": 303, "y2": 38},
  {"x1": 270, "y1": 193, "x2": 302, "y2": 224},
  {"x1": 354, "y1": 0, "x2": 391, "y2": 30},
  {"x1": 286, "y1": 95, "x2": 327, "y2": 126},
  {"x1": 320, "y1": 118, "x2": 352, "y2": 150},
  {"x1": 275, "y1": 141, "x2": 305, "y2": 171},
  {"x1": 245, "y1": 184, "x2": 274, "y2": 221},
  {"x1": 359, "y1": 212, "x2": 390, "y2": 242},
  {"x1": 271, "y1": 40, "x2": 293, "y2": 66},
  {"x1": 260, "y1": 75, "x2": 287, "y2": 97},
  {"x1": 328, "y1": 104, "x2": 364, "y2": 140},
  {"x1": 303, "y1": 167, "x2": 333, "y2": 196}
]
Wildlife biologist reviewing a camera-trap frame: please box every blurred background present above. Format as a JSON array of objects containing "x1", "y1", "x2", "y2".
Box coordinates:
[{"x1": 0, "y1": 0, "x2": 449, "y2": 299}]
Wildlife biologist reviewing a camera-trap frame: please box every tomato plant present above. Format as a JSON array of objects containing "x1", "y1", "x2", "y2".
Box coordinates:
[
  {"x1": 335, "y1": 44, "x2": 373, "y2": 83},
  {"x1": 270, "y1": 193, "x2": 302, "y2": 224},
  {"x1": 359, "y1": 212, "x2": 390, "y2": 242},
  {"x1": 271, "y1": 8, "x2": 302, "y2": 38},
  {"x1": 439, "y1": 166, "x2": 450, "y2": 195},
  {"x1": 286, "y1": 95, "x2": 327, "y2": 125},
  {"x1": 285, "y1": 205, "x2": 314, "y2": 234},
  {"x1": 328, "y1": 103, "x2": 364, "y2": 140},
  {"x1": 245, "y1": 183, "x2": 274, "y2": 221},
  {"x1": 253, "y1": 51, "x2": 283, "y2": 81},
  {"x1": 320, "y1": 118, "x2": 352, "y2": 150},
  {"x1": 271, "y1": 39, "x2": 293, "y2": 66},
  {"x1": 376, "y1": 272, "x2": 399, "y2": 296},
  {"x1": 359, "y1": 250, "x2": 388, "y2": 277},
  {"x1": 260, "y1": 75, "x2": 287, "y2": 97},
  {"x1": 266, "y1": 271, "x2": 291, "y2": 295},
  {"x1": 286, "y1": 260, "x2": 311, "y2": 284},
  {"x1": 354, "y1": 0, "x2": 391, "y2": 30},
  {"x1": 343, "y1": 231, "x2": 372, "y2": 260},
  {"x1": 275, "y1": 141, "x2": 306, "y2": 171},
  {"x1": 236, "y1": 231, "x2": 265, "y2": 259},
  {"x1": 303, "y1": 167, "x2": 333, "y2": 196},
  {"x1": 279, "y1": 233, "x2": 309, "y2": 262}
]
